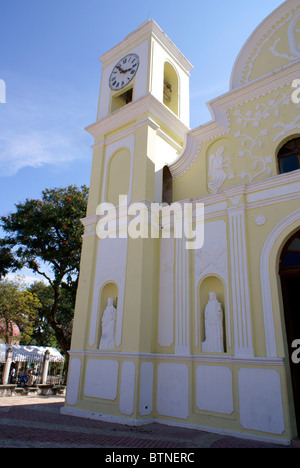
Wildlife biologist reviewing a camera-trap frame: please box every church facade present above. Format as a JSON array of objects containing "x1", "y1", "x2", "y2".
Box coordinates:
[{"x1": 62, "y1": 0, "x2": 300, "y2": 444}]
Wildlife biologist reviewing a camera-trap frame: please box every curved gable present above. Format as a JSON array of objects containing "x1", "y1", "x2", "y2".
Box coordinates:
[{"x1": 230, "y1": 0, "x2": 300, "y2": 90}]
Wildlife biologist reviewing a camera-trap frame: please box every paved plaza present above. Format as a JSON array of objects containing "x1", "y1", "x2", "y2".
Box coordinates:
[{"x1": 0, "y1": 394, "x2": 292, "y2": 449}]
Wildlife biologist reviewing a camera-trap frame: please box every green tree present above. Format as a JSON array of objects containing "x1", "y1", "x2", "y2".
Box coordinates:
[
  {"x1": 0, "y1": 242, "x2": 22, "y2": 280},
  {"x1": 0, "y1": 185, "x2": 88, "y2": 358},
  {"x1": 27, "y1": 281, "x2": 74, "y2": 351},
  {"x1": 0, "y1": 279, "x2": 40, "y2": 344},
  {"x1": 26, "y1": 281, "x2": 58, "y2": 348}
]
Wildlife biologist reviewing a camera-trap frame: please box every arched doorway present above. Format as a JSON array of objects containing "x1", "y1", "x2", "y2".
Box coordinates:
[
  {"x1": 279, "y1": 229, "x2": 300, "y2": 433},
  {"x1": 162, "y1": 166, "x2": 172, "y2": 205}
]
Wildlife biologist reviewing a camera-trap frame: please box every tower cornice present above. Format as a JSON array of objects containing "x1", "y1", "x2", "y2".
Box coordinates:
[{"x1": 99, "y1": 19, "x2": 193, "y2": 74}]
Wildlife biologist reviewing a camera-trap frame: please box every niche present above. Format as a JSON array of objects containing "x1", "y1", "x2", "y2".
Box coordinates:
[
  {"x1": 111, "y1": 87, "x2": 133, "y2": 113},
  {"x1": 98, "y1": 281, "x2": 118, "y2": 349},
  {"x1": 106, "y1": 148, "x2": 131, "y2": 206},
  {"x1": 198, "y1": 275, "x2": 226, "y2": 353},
  {"x1": 163, "y1": 61, "x2": 179, "y2": 116}
]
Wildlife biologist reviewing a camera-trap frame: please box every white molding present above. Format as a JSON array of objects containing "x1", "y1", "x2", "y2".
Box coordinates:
[
  {"x1": 212, "y1": 60, "x2": 300, "y2": 113},
  {"x1": 174, "y1": 237, "x2": 190, "y2": 355},
  {"x1": 169, "y1": 133, "x2": 200, "y2": 179},
  {"x1": 186, "y1": 171, "x2": 300, "y2": 212},
  {"x1": 68, "y1": 349, "x2": 284, "y2": 367},
  {"x1": 260, "y1": 209, "x2": 300, "y2": 357},
  {"x1": 86, "y1": 93, "x2": 189, "y2": 143},
  {"x1": 228, "y1": 209, "x2": 254, "y2": 357}
]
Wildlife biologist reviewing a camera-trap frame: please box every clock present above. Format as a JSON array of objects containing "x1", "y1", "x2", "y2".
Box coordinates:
[{"x1": 109, "y1": 53, "x2": 139, "y2": 91}]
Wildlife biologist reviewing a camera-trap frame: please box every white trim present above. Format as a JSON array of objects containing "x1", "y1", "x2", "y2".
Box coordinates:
[
  {"x1": 68, "y1": 349, "x2": 284, "y2": 367},
  {"x1": 169, "y1": 133, "x2": 200, "y2": 179},
  {"x1": 86, "y1": 93, "x2": 189, "y2": 142},
  {"x1": 228, "y1": 209, "x2": 254, "y2": 357},
  {"x1": 174, "y1": 237, "x2": 190, "y2": 355},
  {"x1": 260, "y1": 209, "x2": 300, "y2": 357}
]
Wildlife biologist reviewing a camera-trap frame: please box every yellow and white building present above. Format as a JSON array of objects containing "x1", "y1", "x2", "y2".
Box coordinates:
[{"x1": 62, "y1": 0, "x2": 300, "y2": 444}]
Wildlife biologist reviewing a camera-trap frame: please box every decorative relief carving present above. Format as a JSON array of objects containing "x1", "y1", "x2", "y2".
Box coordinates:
[
  {"x1": 228, "y1": 195, "x2": 242, "y2": 206},
  {"x1": 233, "y1": 88, "x2": 295, "y2": 183},
  {"x1": 236, "y1": 129, "x2": 272, "y2": 183},
  {"x1": 195, "y1": 246, "x2": 227, "y2": 278},
  {"x1": 233, "y1": 91, "x2": 290, "y2": 128},
  {"x1": 207, "y1": 147, "x2": 234, "y2": 194},
  {"x1": 242, "y1": 12, "x2": 295, "y2": 85},
  {"x1": 273, "y1": 114, "x2": 300, "y2": 142},
  {"x1": 269, "y1": 11, "x2": 300, "y2": 63},
  {"x1": 253, "y1": 215, "x2": 266, "y2": 226}
]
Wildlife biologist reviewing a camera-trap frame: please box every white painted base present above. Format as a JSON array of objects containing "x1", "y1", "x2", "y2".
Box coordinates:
[{"x1": 60, "y1": 406, "x2": 291, "y2": 446}]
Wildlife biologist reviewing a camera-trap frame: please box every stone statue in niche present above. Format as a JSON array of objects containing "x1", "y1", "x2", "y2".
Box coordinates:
[
  {"x1": 99, "y1": 298, "x2": 117, "y2": 349},
  {"x1": 202, "y1": 292, "x2": 224, "y2": 353},
  {"x1": 208, "y1": 147, "x2": 233, "y2": 194}
]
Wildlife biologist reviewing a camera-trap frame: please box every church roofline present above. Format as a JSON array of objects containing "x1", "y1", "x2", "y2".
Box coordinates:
[
  {"x1": 230, "y1": 0, "x2": 299, "y2": 90},
  {"x1": 170, "y1": 59, "x2": 300, "y2": 179}
]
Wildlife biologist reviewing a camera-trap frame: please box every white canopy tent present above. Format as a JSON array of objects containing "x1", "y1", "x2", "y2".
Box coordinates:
[{"x1": 0, "y1": 344, "x2": 64, "y2": 363}]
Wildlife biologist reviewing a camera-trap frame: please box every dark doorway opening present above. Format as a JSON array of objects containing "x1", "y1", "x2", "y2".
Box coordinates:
[
  {"x1": 162, "y1": 166, "x2": 172, "y2": 205},
  {"x1": 279, "y1": 229, "x2": 300, "y2": 434}
]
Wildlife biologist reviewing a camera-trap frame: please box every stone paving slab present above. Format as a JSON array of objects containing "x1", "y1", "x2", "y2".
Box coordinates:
[{"x1": 0, "y1": 395, "x2": 292, "y2": 449}]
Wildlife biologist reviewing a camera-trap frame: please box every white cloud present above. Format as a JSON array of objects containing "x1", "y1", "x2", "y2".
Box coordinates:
[
  {"x1": 0, "y1": 71, "x2": 93, "y2": 176},
  {"x1": 0, "y1": 129, "x2": 87, "y2": 176},
  {"x1": 5, "y1": 272, "x2": 48, "y2": 287}
]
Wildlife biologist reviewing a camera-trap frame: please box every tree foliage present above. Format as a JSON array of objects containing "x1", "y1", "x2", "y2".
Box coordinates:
[
  {"x1": 0, "y1": 243, "x2": 22, "y2": 280},
  {"x1": 28, "y1": 281, "x2": 74, "y2": 350},
  {"x1": 0, "y1": 185, "x2": 88, "y2": 356},
  {"x1": 0, "y1": 279, "x2": 40, "y2": 344}
]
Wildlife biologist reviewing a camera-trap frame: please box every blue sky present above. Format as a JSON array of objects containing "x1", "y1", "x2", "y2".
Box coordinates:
[{"x1": 0, "y1": 1, "x2": 283, "y2": 222}]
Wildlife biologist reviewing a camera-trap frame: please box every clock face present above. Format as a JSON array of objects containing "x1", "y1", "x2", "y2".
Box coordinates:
[{"x1": 109, "y1": 53, "x2": 139, "y2": 91}]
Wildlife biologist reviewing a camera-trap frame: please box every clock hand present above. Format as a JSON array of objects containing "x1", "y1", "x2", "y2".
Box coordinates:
[{"x1": 120, "y1": 67, "x2": 133, "y2": 74}]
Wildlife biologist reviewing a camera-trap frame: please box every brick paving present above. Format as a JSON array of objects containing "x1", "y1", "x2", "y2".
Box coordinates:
[{"x1": 0, "y1": 395, "x2": 291, "y2": 449}]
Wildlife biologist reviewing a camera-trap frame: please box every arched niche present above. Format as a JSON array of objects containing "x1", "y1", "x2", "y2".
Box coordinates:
[
  {"x1": 198, "y1": 275, "x2": 226, "y2": 352},
  {"x1": 106, "y1": 148, "x2": 131, "y2": 206},
  {"x1": 98, "y1": 281, "x2": 118, "y2": 348},
  {"x1": 163, "y1": 61, "x2": 179, "y2": 116}
]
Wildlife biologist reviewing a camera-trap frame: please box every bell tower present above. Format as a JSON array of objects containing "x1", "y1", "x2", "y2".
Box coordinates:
[{"x1": 63, "y1": 20, "x2": 192, "y2": 423}]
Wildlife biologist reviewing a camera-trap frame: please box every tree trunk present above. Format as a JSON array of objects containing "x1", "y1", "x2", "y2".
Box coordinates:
[{"x1": 49, "y1": 286, "x2": 70, "y2": 369}]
